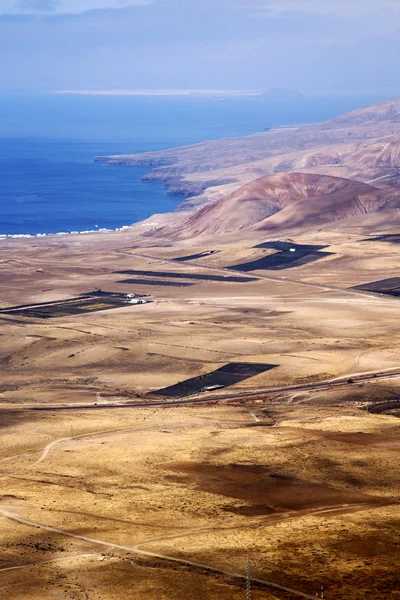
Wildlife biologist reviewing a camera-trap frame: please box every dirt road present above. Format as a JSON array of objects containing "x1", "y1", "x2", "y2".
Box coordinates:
[
  {"x1": 0, "y1": 506, "x2": 335, "y2": 600},
  {"x1": 26, "y1": 367, "x2": 400, "y2": 412}
]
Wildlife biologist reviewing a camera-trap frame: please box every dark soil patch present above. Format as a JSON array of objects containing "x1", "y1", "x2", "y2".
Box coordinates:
[
  {"x1": 0, "y1": 408, "x2": 45, "y2": 430},
  {"x1": 229, "y1": 242, "x2": 333, "y2": 272},
  {"x1": 367, "y1": 401, "x2": 400, "y2": 415},
  {"x1": 362, "y1": 234, "x2": 400, "y2": 244},
  {"x1": 116, "y1": 270, "x2": 256, "y2": 283},
  {"x1": 352, "y1": 278, "x2": 400, "y2": 297},
  {"x1": 167, "y1": 462, "x2": 374, "y2": 511},
  {"x1": 173, "y1": 250, "x2": 220, "y2": 262},
  {"x1": 120, "y1": 278, "x2": 193, "y2": 287},
  {"x1": 148, "y1": 362, "x2": 277, "y2": 398},
  {"x1": 0, "y1": 291, "x2": 149, "y2": 319}
]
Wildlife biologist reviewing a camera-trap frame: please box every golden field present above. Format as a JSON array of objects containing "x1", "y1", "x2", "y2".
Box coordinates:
[{"x1": 0, "y1": 225, "x2": 399, "y2": 599}]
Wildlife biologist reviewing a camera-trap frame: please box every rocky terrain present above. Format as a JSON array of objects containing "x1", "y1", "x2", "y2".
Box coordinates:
[{"x1": 95, "y1": 97, "x2": 400, "y2": 214}]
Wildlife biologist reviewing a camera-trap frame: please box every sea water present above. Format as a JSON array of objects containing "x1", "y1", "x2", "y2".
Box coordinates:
[{"x1": 0, "y1": 92, "x2": 385, "y2": 236}]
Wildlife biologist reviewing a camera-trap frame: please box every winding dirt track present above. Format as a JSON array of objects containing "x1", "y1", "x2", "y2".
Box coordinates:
[
  {"x1": 1, "y1": 420, "x2": 398, "y2": 599},
  {"x1": 0, "y1": 424, "x2": 161, "y2": 480},
  {"x1": 0, "y1": 507, "x2": 324, "y2": 600},
  {"x1": 0, "y1": 419, "x2": 313, "y2": 599},
  {"x1": 1, "y1": 499, "x2": 396, "y2": 600}
]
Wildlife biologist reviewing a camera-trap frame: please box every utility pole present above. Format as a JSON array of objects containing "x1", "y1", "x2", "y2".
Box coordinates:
[{"x1": 246, "y1": 558, "x2": 252, "y2": 600}]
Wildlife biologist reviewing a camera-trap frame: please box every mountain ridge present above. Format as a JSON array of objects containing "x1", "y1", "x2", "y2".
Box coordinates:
[
  {"x1": 96, "y1": 96, "x2": 400, "y2": 210},
  {"x1": 98, "y1": 96, "x2": 400, "y2": 240}
]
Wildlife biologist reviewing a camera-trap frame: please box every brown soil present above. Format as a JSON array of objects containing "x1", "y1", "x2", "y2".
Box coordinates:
[{"x1": 168, "y1": 462, "x2": 376, "y2": 511}]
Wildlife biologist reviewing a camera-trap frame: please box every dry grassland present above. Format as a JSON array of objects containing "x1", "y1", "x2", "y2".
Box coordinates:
[
  {"x1": 1, "y1": 402, "x2": 400, "y2": 599},
  {"x1": 0, "y1": 230, "x2": 399, "y2": 599}
]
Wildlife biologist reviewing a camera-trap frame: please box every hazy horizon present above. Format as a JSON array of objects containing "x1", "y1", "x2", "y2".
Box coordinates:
[{"x1": 1, "y1": 0, "x2": 400, "y2": 95}]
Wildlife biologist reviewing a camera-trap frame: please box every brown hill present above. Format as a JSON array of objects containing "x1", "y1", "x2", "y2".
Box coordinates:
[{"x1": 152, "y1": 173, "x2": 397, "y2": 240}]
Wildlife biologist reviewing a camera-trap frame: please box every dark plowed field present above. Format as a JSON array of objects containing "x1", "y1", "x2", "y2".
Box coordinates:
[
  {"x1": 120, "y1": 279, "x2": 193, "y2": 287},
  {"x1": 362, "y1": 234, "x2": 400, "y2": 244},
  {"x1": 229, "y1": 242, "x2": 333, "y2": 272},
  {"x1": 255, "y1": 241, "x2": 328, "y2": 251},
  {"x1": 148, "y1": 362, "x2": 277, "y2": 398},
  {"x1": 0, "y1": 292, "x2": 145, "y2": 319},
  {"x1": 367, "y1": 401, "x2": 400, "y2": 415},
  {"x1": 353, "y1": 278, "x2": 400, "y2": 297},
  {"x1": 115, "y1": 269, "x2": 256, "y2": 283},
  {"x1": 173, "y1": 250, "x2": 219, "y2": 262}
]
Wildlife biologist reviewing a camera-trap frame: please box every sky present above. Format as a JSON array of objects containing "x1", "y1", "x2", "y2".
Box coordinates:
[{"x1": 1, "y1": 0, "x2": 400, "y2": 94}]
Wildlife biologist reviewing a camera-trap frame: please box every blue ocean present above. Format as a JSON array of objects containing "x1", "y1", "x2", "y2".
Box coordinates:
[{"x1": 0, "y1": 93, "x2": 385, "y2": 236}]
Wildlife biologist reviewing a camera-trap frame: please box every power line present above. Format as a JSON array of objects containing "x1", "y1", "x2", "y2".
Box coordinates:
[{"x1": 246, "y1": 558, "x2": 252, "y2": 600}]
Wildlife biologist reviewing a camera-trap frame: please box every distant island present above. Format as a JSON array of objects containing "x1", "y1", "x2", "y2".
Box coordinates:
[
  {"x1": 54, "y1": 88, "x2": 260, "y2": 97},
  {"x1": 261, "y1": 88, "x2": 305, "y2": 99},
  {"x1": 54, "y1": 88, "x2": 305, "y2": 100}
]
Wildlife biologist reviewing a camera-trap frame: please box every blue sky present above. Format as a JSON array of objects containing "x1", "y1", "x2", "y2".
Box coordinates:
[{"x1": 1, "y1": 0, "x2": 400, "y2": 94}]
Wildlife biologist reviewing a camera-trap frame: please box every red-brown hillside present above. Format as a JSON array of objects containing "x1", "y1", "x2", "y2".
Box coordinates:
[{"x1": 161, "y1": 173, "x2": 397, "y2": 239}]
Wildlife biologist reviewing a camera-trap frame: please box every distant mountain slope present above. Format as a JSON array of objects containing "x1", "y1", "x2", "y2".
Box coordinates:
[
  {"x1": 150, "y1": 173, "x2": 397, "y2": 240},
  {"x1": 253, "y1": 178, "x2": 397, "y2": 234},
  {"x1": 320, "y1": 97, "x2": 400, "y2": 128},
  {"x1": 348, "y1": 134, "x2": 400, "y2": 170},
  {"x1": 96, "y1": 96, "x2": 400, "y2": 208}
]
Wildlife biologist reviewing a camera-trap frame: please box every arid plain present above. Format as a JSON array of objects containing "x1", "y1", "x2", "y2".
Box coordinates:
[{"x1": 0, "y1": 208, "x2": 400, "y2": 600}]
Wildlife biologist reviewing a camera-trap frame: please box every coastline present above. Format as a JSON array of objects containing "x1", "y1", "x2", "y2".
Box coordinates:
[
  {"x1": 0, "y1": 221, "x2": 133, "y2": 240},
  {"x1": 2, "y1": 94, "x2": 383, "y2": 241},
  {"x1": 0, "y1": 225, "x2": 133, "y2": 240}
]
